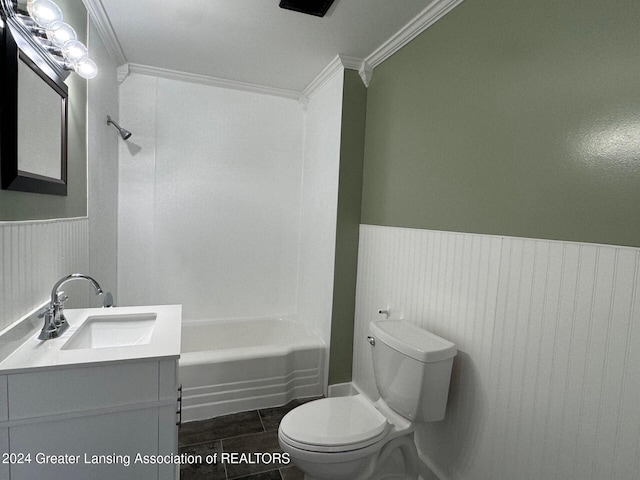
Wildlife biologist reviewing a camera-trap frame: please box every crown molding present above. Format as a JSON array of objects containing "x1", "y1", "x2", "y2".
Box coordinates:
[
  {"x1": 358, "y1": 61, "x2": 373, "y2": 87},
  {"x1": 301, "y1": 54, "x2": 364, "y2": 103},
  {"x1": 365, "y1": 0, "x2": 464, "y2": 68},
  {"x1": 84, "y1": 0, "x2": 463, "y2": 102},
  {"x1": 116, "y1": 63, "x2": 129, "y2": 83},
  {"x1": 127, "y1": 63, "x2": 301, "y2": 100},
  {"x1": 301, "y1": 55, "x2": 345, "y2": 101},
  {"x1": 338, "y1": 55, "x2": 364, "y2": 71},
  {"x1": 82, "y1": 0, "x2": 127, "y2": 66},
  {"x1": 300, "y1": 0, "x2": 462, "y2": 94}
]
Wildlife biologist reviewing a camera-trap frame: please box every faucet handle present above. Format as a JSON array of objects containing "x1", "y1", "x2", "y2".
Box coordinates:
[
  {"x1": 37, "y1": 304, "x2": 55, "y2": 319},
  {"x1": 38, "y1": 307, "x2": 60, "y2": 340},
  {"x1": 102, "y1": 292, "x2": 114, "y2": 308},
  {"x1": 53, "y1": 293, "x2": 69, "y2": 327}
]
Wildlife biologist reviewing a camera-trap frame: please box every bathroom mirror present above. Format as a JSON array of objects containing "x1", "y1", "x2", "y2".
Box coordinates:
[{"x1": 1, "y1": 3, "x2": 69, "y2": 195}]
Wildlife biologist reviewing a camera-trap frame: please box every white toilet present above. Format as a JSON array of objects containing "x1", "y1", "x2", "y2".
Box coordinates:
[{"x1": 278, "y1": 319, "x2": 457, "y2": 480}]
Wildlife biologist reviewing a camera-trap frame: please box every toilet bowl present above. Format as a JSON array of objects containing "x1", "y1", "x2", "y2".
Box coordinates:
[
  {"x1": 278, "y1": 319, "x2": 457, "y2": 480},
  {"x1": 278, "y1": 394, "x2": 418, "y2": 480}
]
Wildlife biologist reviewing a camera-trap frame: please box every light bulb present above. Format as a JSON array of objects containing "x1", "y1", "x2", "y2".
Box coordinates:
[
  {"x1": 74, "y1": 57, "x2": 98, "y2": 79},
  {"x1": 46, "y1": 22, "x2": 77, "y2": 48},
  {"x1": 61, "y1": 40, "x2": 87, "y2": 63},
  {"x1": 27, "y1": 0, "x2": 63, "y2": 29}
]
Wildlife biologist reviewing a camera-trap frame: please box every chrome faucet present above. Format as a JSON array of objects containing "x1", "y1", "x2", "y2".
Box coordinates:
[{"x1": 39, "y1": 274, "x2": 103, "y2": 340}]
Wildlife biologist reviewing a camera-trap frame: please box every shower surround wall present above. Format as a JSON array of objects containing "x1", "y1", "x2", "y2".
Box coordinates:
[
  {"x1": 87, "y1": 16, "x2": 120, "y2": 302},
  {"x1": 117, "y1": 74, "x2": 305, "y2": 321},
  {"x1": 297, "y1": 69, "x2": 344, "y2": 348}
]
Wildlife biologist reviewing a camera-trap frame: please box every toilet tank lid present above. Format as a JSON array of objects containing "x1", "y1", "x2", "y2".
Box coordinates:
[{"x1": 370, "y1": 320, "x2": 457, "y2": 362}]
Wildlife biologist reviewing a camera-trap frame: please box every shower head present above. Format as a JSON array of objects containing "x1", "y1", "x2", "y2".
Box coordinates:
[{"x1": 106, "y1": 115, "x2": 132, "y2": 140}]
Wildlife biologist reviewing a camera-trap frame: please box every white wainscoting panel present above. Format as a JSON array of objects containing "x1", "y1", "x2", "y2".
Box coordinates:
[
  {"x1": 353, "y1": 224, "x2": 640, "y2": 480},
  {"x1": 0, "y1": 219, "x2": 90, "y2": 331}
]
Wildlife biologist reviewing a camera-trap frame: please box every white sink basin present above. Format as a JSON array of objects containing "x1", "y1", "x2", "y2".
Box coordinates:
[
  {"x1": 0, "y1": 305, "x2": 181, "y2": 373},
  {"x1": 61, "y1": 313, "x2": 157, "y2": 350}
]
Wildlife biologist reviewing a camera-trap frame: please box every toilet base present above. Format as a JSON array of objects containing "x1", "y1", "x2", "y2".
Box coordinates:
[
  {"x1": 370, "y1": 434, "x2": 419, "y2": 480},
  {"x1": 286, "y1": 432, "x2": 419, "y2": 480}
]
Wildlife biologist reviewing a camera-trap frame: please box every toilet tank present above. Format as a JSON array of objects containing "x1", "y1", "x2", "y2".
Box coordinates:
[{"x1": 369, "y1": 320, "x2": 456, "y2": 422}]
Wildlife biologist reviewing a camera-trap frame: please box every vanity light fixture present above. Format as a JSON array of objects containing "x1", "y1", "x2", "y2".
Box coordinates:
[
  {"x1": 46, "y1": 21, "x2": 76, "y2": 47},
  {"x1": 14, "y1": 0, "x2": 98, "y2": 79},
  {"x1": 26, "y1": 0, "x2": 61, "y2": 28}
]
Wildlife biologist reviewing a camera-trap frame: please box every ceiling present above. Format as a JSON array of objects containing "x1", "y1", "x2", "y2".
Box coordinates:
[{"x1": 98, "y1": 0, "x2": 436, "y2": 93}]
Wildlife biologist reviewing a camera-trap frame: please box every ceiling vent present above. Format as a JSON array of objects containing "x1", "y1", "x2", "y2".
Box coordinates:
[{"x1": 279, "y1": 0, "x2": 336, "y2": 17}]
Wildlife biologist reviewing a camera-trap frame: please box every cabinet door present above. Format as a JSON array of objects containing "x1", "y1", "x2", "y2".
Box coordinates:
[{"x1": 10, "y1": 409, "x2": 158, "y2": 480}]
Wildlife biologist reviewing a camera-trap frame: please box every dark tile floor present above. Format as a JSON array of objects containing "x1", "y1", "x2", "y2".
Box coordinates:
[{"x1": 179, "y1": 399, "x2": 312, "y2": 480}]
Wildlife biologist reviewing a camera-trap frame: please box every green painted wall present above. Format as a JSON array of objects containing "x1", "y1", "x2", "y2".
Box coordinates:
[
  {"x1": 0, "y1": 0, "x2": 87, "y2": 220},
  {"x1": 328, "y1": 70, "x2": 367, "y2": 385},
  {"x1": 361, "y1": 0, "x2": 640, "y2": 247}
]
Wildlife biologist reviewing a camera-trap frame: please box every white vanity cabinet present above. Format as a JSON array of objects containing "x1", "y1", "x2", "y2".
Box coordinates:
[
  {"x1": 0, "y1": 359, "x2": 179, "y2": 480},
  {"x1": 0, "y1": 305, "x2": 182, "y2": 480}
]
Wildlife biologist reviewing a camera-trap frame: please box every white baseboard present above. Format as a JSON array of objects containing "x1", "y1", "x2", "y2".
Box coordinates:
[{"x1": 417, "y1": 449, "x2": 448, "y2": 480}]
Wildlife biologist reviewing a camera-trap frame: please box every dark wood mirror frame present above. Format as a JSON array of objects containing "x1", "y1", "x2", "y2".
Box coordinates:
[{"x1": 1, "y1": 1, "x2": 69, "y2": 196}]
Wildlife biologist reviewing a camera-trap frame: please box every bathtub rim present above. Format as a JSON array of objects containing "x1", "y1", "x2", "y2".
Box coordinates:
[
  {"x1": 179, "y1": 315, "x2": 327, "y2": 365},
  {"x1": 181, "y1": 313, "x2": 302, "y2": 327}
]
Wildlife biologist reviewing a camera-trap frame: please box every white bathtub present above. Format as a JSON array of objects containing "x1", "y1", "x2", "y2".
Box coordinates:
[{"x1": 179, "y1": 316, "x2": 326, "y2": 422}]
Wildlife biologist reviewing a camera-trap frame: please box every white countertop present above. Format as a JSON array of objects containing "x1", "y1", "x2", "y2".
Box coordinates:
[{"x1": 0, "y1": 305, "x2": 181, "y2": 374}]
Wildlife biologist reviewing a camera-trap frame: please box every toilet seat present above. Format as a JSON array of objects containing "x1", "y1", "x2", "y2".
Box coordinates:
[{"x1": 279, "y1": 395, "x2": 389, "y2": 453}]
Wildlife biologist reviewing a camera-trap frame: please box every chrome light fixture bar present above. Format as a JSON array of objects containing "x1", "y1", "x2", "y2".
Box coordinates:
[{"x1": 7, "y1": 0, "x2": 97, "y2": 79}]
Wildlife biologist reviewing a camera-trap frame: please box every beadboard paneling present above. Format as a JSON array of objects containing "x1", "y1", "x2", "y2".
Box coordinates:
[
  {"x1": 353, "y1": 225, "x2": 640, "y2": 480},
  {"x1": 0, "y1": 219, "x2": 90, "y2": 331}
]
